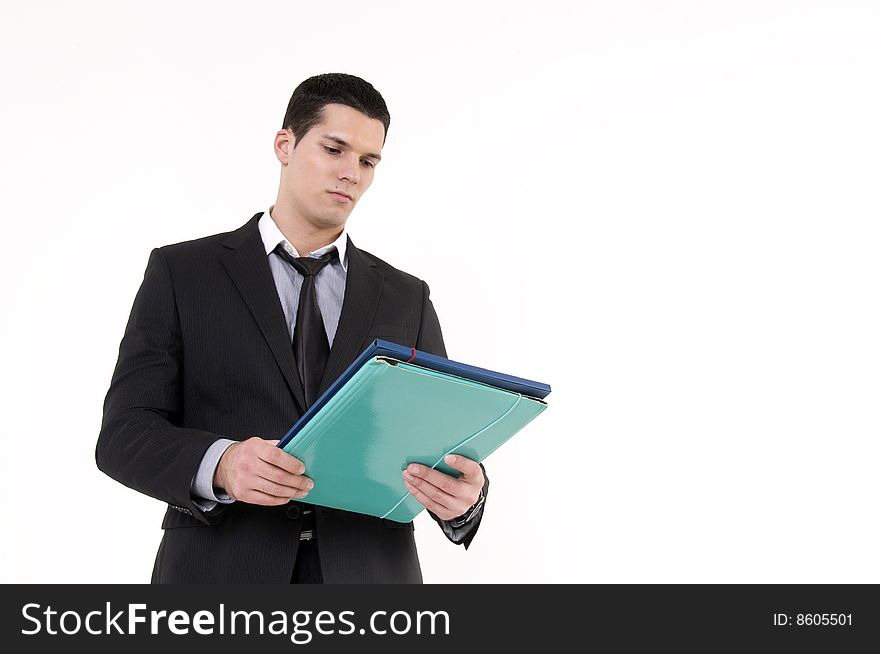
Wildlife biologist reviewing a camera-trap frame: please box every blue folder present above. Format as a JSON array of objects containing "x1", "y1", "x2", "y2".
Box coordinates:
[{"x1": 278, "y1": 340, "x2": 550, "y2": 522}]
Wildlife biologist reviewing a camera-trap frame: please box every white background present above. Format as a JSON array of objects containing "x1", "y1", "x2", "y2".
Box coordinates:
[{"x1": 1, "y1": 1, "x2": 878, "y2": 583}]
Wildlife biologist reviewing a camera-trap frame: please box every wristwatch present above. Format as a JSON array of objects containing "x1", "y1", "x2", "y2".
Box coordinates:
[{"x1": 448, "y1": 488, "x2": 485, "y2": 528}]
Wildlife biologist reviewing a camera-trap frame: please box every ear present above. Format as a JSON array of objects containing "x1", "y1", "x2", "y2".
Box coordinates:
[{"x1": 274, "y1": 129, "x2": 295, "y2": 165}]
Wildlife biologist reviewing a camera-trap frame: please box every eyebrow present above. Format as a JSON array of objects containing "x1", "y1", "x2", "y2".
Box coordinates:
[{"x1": 320, "y1": 134, "x2": 382, "y2": 162}]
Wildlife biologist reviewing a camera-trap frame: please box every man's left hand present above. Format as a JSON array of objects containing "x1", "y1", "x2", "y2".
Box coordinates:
[{"x1": 402, "y1": 454, "x2": 484, "y2": 522}]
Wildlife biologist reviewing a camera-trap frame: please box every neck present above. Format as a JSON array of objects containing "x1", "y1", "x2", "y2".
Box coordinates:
[{"x1": 270, "y1": 201, "x2": 343, "y2": 256}]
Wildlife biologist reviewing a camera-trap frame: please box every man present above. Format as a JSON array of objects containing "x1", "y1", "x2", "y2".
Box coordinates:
[{"x1": 96, "y1": 73, "x2": 488, "y2": 584}]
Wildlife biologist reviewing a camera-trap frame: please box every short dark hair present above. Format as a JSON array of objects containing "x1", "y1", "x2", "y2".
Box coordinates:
[{"x1": 281, "y1": 73, "x2": 391, "y2": 146}]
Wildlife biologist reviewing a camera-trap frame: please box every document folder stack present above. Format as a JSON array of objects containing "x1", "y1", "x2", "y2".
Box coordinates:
[{"x1": 277, "y1": 340, "x2": 551, "y2": 522}]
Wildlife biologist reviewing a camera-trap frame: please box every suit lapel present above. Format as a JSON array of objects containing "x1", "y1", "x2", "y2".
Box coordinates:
[
  {"x1": 220, "y1": 214, "x2": 307, "y2": 413},
  {"x1": 318, "y1": 236, "x2": 384, "y2": 396}
]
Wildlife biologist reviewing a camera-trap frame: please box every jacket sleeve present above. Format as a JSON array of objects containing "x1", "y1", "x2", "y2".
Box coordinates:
[
  {"x1": 95, "y1": 247, "x2": 227, "y2": 524},
  {"x1": 415, "y1": 280, "x2": 489, "y2": 549}
]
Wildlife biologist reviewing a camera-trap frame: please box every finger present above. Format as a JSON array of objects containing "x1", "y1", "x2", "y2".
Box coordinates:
[
  {"x1": 258, "y1": 444, "x2": 306, "y2": 474},
  {"x1": 253, "y1": 474, "x2": 312, "y2": 499},
  {"x1": 405, "y1": 463, "x2": 465, "y2": 496},
  {"x1": 254, "y1": 460, "x2": 313, "y2": 491},
  {"x1": 403, "y1": 470, "x2": 462, "y2": 513},
  {"x1": 236, "y1": 488, "x2": 294, "y2": 506},
  {"x1": 403, "y1": 479, "x2": 457, "y2": 519},
  {"x1": 442, "y1": 453, "x2": 482, "y2": 479}
]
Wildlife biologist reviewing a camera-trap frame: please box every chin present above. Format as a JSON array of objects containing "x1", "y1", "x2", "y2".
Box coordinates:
[{"x1": 314, "y1": 213, "x2": 348, "y2": 230}]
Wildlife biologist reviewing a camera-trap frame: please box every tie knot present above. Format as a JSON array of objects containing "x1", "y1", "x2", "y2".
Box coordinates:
[{"x1": 275, "y1": 245, "x2": 338, "y2": 277}]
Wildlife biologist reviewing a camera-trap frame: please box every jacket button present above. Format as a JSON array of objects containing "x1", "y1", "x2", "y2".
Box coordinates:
[{"x1": 286, "y1": 505, "x2": 301, "y2": 520}]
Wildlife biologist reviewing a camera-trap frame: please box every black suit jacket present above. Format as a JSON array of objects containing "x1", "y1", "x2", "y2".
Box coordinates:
[{"x1": 96, "y1": 213, "x2": 488, "y2": 583}]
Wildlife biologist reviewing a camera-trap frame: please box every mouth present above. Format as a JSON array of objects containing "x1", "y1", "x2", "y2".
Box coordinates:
[{"x1": 328, "y1": 191, "x2": 353, "y2": 203}]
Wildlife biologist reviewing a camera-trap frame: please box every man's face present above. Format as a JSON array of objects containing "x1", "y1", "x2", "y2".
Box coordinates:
[{"x1": 276, "y1": 103, "x2": 385, "y2": 231}]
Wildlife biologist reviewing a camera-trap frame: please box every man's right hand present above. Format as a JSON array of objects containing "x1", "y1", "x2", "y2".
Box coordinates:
[{"x1": 213, "y1": 437, "x2": 313, "y2": 506}]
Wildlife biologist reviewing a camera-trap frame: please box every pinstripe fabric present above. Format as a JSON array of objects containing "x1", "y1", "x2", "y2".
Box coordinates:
[{"x1": 96, "y1": 213, "x2": 488, "y2": 584}]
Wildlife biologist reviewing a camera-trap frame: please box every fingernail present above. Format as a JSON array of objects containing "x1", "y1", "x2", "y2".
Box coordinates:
[
  {"x1": 445, "y1": 454, "x2": 456, "y2": 464},
  {"x1": 408, "y1": 465, "x2": 420, "y2": 475},
  {"x1": 298, "y1": 466, "x2": 305, "y2": 475},
  {"x1": 402, "y1": 471, "x2": 412, "y2": 481},
  {"x1": 306, "y1": 479, "x2": 314, "y2": 489}
]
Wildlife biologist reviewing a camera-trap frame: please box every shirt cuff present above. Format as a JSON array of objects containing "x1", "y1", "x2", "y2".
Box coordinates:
[{"x1": 190, "y1": 438, "x2": 238, "y2": 507}]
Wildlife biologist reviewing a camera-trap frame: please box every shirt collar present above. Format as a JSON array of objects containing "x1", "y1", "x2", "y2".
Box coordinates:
[{"x1": 258, "y1": 206, "x2": 348, "y2": 271}]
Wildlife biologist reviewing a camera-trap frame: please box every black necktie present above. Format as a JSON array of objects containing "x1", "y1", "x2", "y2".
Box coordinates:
[{"x1": 274, "y1": 245, "x2": 339, "y2": 407}]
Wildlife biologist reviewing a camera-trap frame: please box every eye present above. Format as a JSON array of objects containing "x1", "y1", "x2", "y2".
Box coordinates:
[
  {"x1": 361, "y1": 160, "x2": 375, "y2": 169},
  {"x1": 323, "y1": 146, "x2": 340, "y2": 154}
]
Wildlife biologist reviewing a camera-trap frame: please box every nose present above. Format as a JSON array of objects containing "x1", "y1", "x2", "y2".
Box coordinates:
[{"x1": 339, "y1": 160, "x2": 359, "y2": 185}]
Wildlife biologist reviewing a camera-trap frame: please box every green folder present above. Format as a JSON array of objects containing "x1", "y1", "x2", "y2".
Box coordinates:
[{"x1": 279, "y1": 352, "x2": 549, "y2": 522}]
